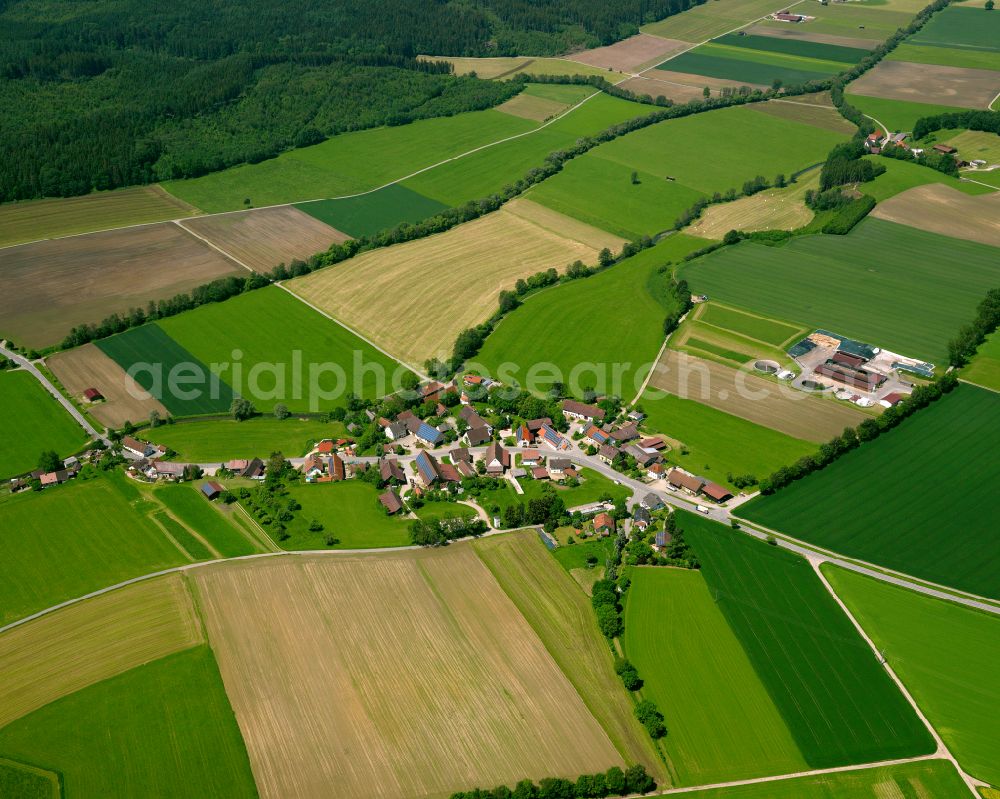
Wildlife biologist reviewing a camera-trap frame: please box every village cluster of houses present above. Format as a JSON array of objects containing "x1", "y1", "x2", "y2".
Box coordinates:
[{"x1": 9, "y1": 453, "x2": 87, "y2": 493}]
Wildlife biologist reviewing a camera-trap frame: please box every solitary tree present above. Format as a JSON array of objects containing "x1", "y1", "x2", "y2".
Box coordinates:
[
  {"x1": 38, "y1": 450, "x2": 61, "y2": 472},
  {"x1": 630, "y1": 170, "x2": 640, "y2": 185},
  {"x1": 986, "y1": 0, "x2": 994, "y2": 10},
  {"x1": 149, "y1": 409, "x2": 161, "y2": 428},
  {"x1": 230, "y1": 397, "x2": 256, "y2": 421},
  {"x1": 273, "y1": 403, "x2": 290, "y2": 420},
  {"x1": 702, "y1": 86, "x2": 710, "y2": 99}
]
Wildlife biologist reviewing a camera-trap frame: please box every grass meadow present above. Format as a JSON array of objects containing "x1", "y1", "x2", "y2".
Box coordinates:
[
  {"x1": 827, "y1": 566, "x2": 1000, "y2": 786},
  {"x1": 963, "y1": 330, "x2": 1000, "y2": 390},
  {"x1": 0, "y1": 758, "x2": 57, "y2": 799},
  {"x1": 738, "y1": 384, "x2": 1000, "y2": 598},
  {"x1": 149, "y1": 417, "x2": 347, "y2": 461},
  {"x1": 0, "y1": 646, "x2": 258, "y2": 798},
  {"x1": 714, "y1": 33, "x2": 870, "y2": 63},
  {"x1": 154, "y1": 483, "x2": 261, "y2": 557},
  {"x1": 673, "y1": 759, "x2": 968, "y2": 798},
  {"x1": 680, "y1": 217, "x2": 1000, "y2": 364},
  {"x1": 863, "y1": 155, "x2": 995, "y2": 201},
  {"x1": 0, "y1": 473, "x2": 187, "y2": 625},
  {"x1": 759, "y1": 3, "x2": 917, "y2": 42},
  {"x1": 295, "y1": 183, "x2": 448, "y2": 238},
  {"x1": 282, "y1": 481, "x2": 412, "y2": 549},
  {"x1": 97, "y1": 324, "x2": 235, "y2": 416},
  {"x1": 696, "y1": 303, "x2": 802, "y2": 346},
  {"x1": 682, "y1": 512, "x2": 936, "y2": 768},
  {"x1": 0, "y1": 370, "x2": 87, "y2": 479},
  {"x1": 641, "y1": 0, "x2": 796, "y2": 43},
  {"x1": 662, "y1": 46, "x2": 839, "y2": 87},
  {"x1": 624, "y1": 568, "x2": 806, "y2": 784},
  {"x1": 157, "y1": 286, "x2": 406, "y2": 411},
  {"x1": 640, "y1": 391, "x2": 815, "y2": 488},
  {"x1": 481, "y1": 468, "x2": 630, "y2": 517},
  {"x1": 909, "y1": 5, "x2": 1000, "y2": 51},
  {"x1": 163, "y1": 109, "x2": 536, "y2": 212},
  {"x1": 476, "y1": 235, "x2": 709, "y2": 399},
  {"x1": 889, "y1": 42, "x2": 1000, "y2": 71},
  {"x1": 844, "y1": 93, "x2": 966, "y2": 131}
]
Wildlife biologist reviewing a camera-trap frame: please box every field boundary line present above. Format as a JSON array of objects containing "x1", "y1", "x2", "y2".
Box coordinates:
[
  {"x1": 274, "y1": 282, "x2": 432, "y2": 381},
  {"x1": 172, "y1": 219, "x2": 256, "y2": 273},
  {"x1": 812, "y1": 559, "x2": 986, "y2": 795},
  {"x1": 958, "y1": 376, "x2": 1000, "y2": 394},
  {"x1": 628, "y1": 309, "x2": 691, "y2": 407}
]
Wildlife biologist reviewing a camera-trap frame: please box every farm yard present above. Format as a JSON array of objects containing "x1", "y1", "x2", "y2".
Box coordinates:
[
  {"x1": 871, "y1": 183, "x2": 1000, "y2": 247},
  {"x1": 680, "y1": 217, "x2": 1000, "y2": 365},
  {"x1": 296, "y1": 184, "x2": 448, "y2": 239},
  {"x1": 475, "y1": 235, "x2": 708, "y2": 399},
  {"x1": 738, "y1": 384, "x2": 1000, "y2": 599},
  {"x1": 0, "y1": 473, "x2": 188, "y2": 625},
  {"x1": 47, "y1": 343, "x2": 169, "y2": 430},
  {"x1": 0, "y1": 185, "x2": 198, "y2": 249},
  {"x1": 0, "y1": 646, "x2": 257, "y2": 799},
  {"x1": 178, "y1": 206, "x2": 348, "y2": 273},
  {"x1": 0, "y1": 370, "x2": 87, "y2": 479},
  {"x1": 828, "y1": 567, "x2": 1000, "y2": 787},
  {"x1": 0, "y1": 221, "x2": 245, "y2": 349},
  {"x1": 623, "y1": 568, "x2": 805, "y2": 784},
  {"x1": 194, "y1": 548, "x2": 625, "y2": 799},
  {"x1": 288, "y1": 199, "x2": 625, "y2": 367},
  {"x1": 682, "y1": 512, "x2": 936, "y2": 768}
]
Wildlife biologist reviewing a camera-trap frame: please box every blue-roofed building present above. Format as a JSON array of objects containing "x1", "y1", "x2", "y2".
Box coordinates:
[
  {"x1": 539, "y1": 424, "x2": 570, "y2": 451},
  {"x1": 415, "y1": 451, "x2": 442, "y2": 486},
  {"x1": 415, "y1": 421, "x2": 444, "y2": 447}
]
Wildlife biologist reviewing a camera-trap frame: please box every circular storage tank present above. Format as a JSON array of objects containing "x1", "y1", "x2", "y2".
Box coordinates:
[
  {"x1": 754, "y1": 360, "x2": 780, "y2": 374},
  {"x1": 800, "y1": 379, "x2": 826, "y2": 391}
]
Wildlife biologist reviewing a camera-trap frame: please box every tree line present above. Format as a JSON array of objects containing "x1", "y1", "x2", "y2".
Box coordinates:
[
  {"x1": 447, "y1": 764, "x2": 655, "y2": 799},
  {"x1": 913, "y1": 109, "x2": 1000, "y2": 140},
  {"x1": 948, "y1": 288, "x2": 1000, "y2": 367}
]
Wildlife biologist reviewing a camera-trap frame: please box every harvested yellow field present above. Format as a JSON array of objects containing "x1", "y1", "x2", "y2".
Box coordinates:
[
  {"x1": 48, "y1": 343, "x2": 168, "y2": 429},
  {"x1": 0, "y1": 185, "x2": 198, "y2": 249},
  {"x1": 179, "y1": 205, "x2": 349, "y2": 273},
  {"x1": 194, "y1": 548, "x2": 622, "y2": 799},
  {"x1": 0, "y1": 574, "x2": 202, "y2": 727},
  {"x1": 871, "y1": 183, "x2": 1000, "y2": 248},
  {"x1": 288, "y1": 199, "x2": 625, "y2": 366},
  {"x1": 423, "y1": 56, "x2": 611, "y2": 80},
  {"x1": 688, "y1": 171, "x2": 819, "y2": 239},
  {"x1": 568, "y1": 33, "x2": 689, "y2": 72},
  {"x1": 496, "y1": 93, "x2": 571, "y2": 121}
]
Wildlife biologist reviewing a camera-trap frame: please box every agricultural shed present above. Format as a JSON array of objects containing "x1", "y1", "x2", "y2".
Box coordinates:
[{"x1": 201, "y1": 481, "x2": 223, "y2": 500}]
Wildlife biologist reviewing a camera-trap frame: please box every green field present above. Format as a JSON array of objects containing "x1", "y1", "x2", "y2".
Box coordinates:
[
  {"x1": 738, "y1": 384, "x2": 1000, "y2": 598},
  {"x1": 154, "y1": 483, "x2": 260, "y2": 557},
  {"x1": 760, "y1": 4, "x2": 918, "y2": 42},
  {"x1": 403, "y1": 93, "x2": 653, "y2": 206},
  {"x1": 827, "y1": 567, "x2": 1000, "y2": 786},
  {"x1": 641, "y1": 0, "x2": 799, "y2": 42},
  {"x1": 476, "y1": 235, "x2": 708, "y2": 399},
  {"x1": 155, "y1": 510, "x2": 213, "y2": 559},
  {"x1": 682, "y1": 512, "x2": 935, "y2": 767},
  {"x1": 714, "y1": 33, "x2": 871, "y2": 64},
  {"x1": 526, "y1": 155, "x2": 706, "y2": 239},
  {"x1": 909, "y1": 5, "x2": 1000, "y2": 51},
  {"x1": 282, "y1": 480, "x2": 412, "y2": 549},
  {"x1": 162, "y1": 109, "x2": 536, "y2": 212},
  {"x1": 697, "y1": 303, "x2": 803, "y2": 346},
  {"x1": 863, "y1": 154, "x2": 996, "y2": 201},
  {"x1": 0, "y1": 474, "x2": 186, "y2": 625},
  {"x1": 156, "y1": 286, "x2": 405, "y2": 412},
  {"x1": 888, "y1": 42, "x2": 1000, "y2": 70},
  {"x1": 0, "y1": 757, "x2": 57, "y2": 799},
  {"x1": 0, "y1": 370, "x2": 87, "y2": 479},
  {"x1": 845, "y1": 93, "x2": 966, "y2": 132},
  {"x1": 295, "y1": 183, "x2": 449, "y2": 238},
  {"x1": 640, "y1": 391, "x2": 815, "y2": 488},
  {"x1": 96, "y1": 324, "x2": 234, "y2": 416},
  {"x1": 148, "y1": 417, "x2": 348, "y2": 461},
  {"x1": 624, "y1": 568, "x2": 805, "y2": 785},
  {"x1": 963, "y1": 330, "x2": 1000, "y2": 390},
  {"x1": 585, "y1": 105, "x2": 844, "y2": 196},
  {"x1": 680, "y1": 217, "x2": 1000, "y2": 364},
  {"x1": 483, "y1": 468, "x2": 630, "y2": 518},
  {"x1": 673, "y1": 759, "x2": 968, "y2": 798},
  {"x1": 0, "y1": 647, "x2": 258, "y2": 798},
  {"x1": 663, "y1": 45, "x2": 842, "y2": 87}
]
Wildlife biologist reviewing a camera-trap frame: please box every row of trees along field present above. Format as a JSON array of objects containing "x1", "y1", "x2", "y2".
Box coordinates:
[{"x1": 0, "y1": 0, "x2": 702, "y2": 202}]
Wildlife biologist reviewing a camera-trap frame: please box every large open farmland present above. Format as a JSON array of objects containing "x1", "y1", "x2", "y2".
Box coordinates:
[
  {"x1": 476, "y1": 235, "x2": 707, "y2": 399},
  {"x1": 848, "y1": 60, "x2": 1000, "y2": 112},
  {"x1": 640, "y1": 391, "x2": 815, "y2": 487},
  {"x1": 150, "y1": 417, "x2": 346, "y2": 461},
  {"x1": 680, "y1": 217, "x2": 1000, "y2": 365},
  {"x1": 0, "y1": 646, "x2": 257, "y2": 799},
  {"x1": 421, "y1": 56, "x2": 612, "y2": 80},
  {"x1": 845, "y1": 93, "x2": 971, "y2": 132},
  {"x1": 738, "y1": 384, "x2": 1000, "y2": 598},
  {"x1": 0, "y1": 370, "x2": 87, "y2": 479},
  {"x1": 195, "y1": 549, "x2": 624, "y2": 799},
  {"x1": 179, "y1": 206, "x2": 348, "y2": 273},
  {"x1": 864, "y1": 153, "x2": 996, "y2": 201},
  {"x1": 964, "y1": 330, "x2": 1000, "y2": 390},
  {"x1": 828, "y1": 567, "x2": 1000, "y2": 786},
  {"x1": 757, "y1": 2, "x2": 920, "y2": 43},
  {"x1": 96, "y1": 323, "x2": 235, "y2": 416},
  {"x1": 641, "y1": 0, "x2": 796, "y2": 43},
  {"x1": 47, "y1": 343, "x2": 169, "y2": 430},
  {"x1": 296, "y1": 184, "x2": 448, "y2": 239},
  {"x1": 154, "y1": 483, "x2": 261, "y2": 558},
  {"x1": 0, "y1": 222, "x2": 245, "y2": 349},
  {"x1": 649, "y1": 350, "x2": 866, "y2": 442},
  {"x1": 673, "y1": 760, "x2": 969, "y2": 798},
  {"x1": 746, "y1": 97, "x2": 857, "y2": 133},
  {"x1": 0, "y1": 185, "x2": 198, "y2": 249},
  {"x1": 0, "y1": 473, "x2": 188, "y2": 625},
  {"x1": 682, "y1": 512, "x2": 935, "y2": 767},
  {"x1": 888, "y1": 42, "x2": 1000, "y2": 71},
  {"x1": 623, "y1": 568, "x2": 805, "y2": 784},
  {"x1": 909, "y1": 4, "x2": 1000, "y2": 52},
  {"x1": 162, "y1": 109, "x2": 536, "y2": 213},
  {"x1": 0, "y1": 575, "x2": 201, "y2": 728},
  {"x1": 568, "y1": 32, "x2": 688, "y2": 72},
  {"x1": 871, "y1": 183, "x2": 1000, "y2": 247},
  {"x1": 280, "y1": 482, "x2": 412, "y2": 550},
  {"x1": 474, "y1": 532, "x2": 665, "y2": 781},
  {"x1": 289, "y1": 199, "x2": 624, "y2": 367},
  {"x1": 494, "y1": 83, "x2": 595, "y2": 121},
  {"x1": 686, "y1": 172, "x2": 818, "y2": 238}
]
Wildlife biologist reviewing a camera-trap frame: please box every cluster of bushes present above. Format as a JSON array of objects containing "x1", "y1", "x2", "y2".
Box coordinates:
[
  {"x1": 760, "y1": 372, "x2": 959, "y2": 494},
  {"x1": 727, "y1": 472, "x2": 758, "y2": 489},
  {"x1": 238, "y1": 452, "x2": 301, "y2": 541},
  {"x1": 591, "y1": 578, "x2": 624, "y2": 639},
  {"x1": 408, "y1": 515, "x2": 487, "y2": 546},
  {"x1": 948, "y1": 288, "x2": 1000, "y2": 367},
  {"x1": 498, "y1": 487, "x2": 568, "y2": 532},
  {"x1": 819, "y1": 141, "x2": 885, "y2": 191},
  {"x1": 819, "y1": 194, "x2": 876, "y2": 235},
  {"x1": 661, "y1": 273, "x2": 694, "y2": 337},
  {"x1": 633, "y1": 699, "x2": 667, "y2": 739},
  {"x1": 614, "y1": 658, "x2": 642, "y2": 690},
  {"x1": 447, "y1": 764, "x2": 655, "y2": 799},
  {"x1": 912, "y1": 109, "x2": 1000, "y2": 140}
]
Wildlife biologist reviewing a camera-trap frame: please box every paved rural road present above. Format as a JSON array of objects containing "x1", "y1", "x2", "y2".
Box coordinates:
[{"x1": 0, "y1": 343, "x2": 108, "y2": 446}]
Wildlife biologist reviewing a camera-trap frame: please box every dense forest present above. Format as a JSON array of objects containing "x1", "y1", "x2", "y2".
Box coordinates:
[{"x1": 0, "y1": 0, "x2": 702, "y2": 202}]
